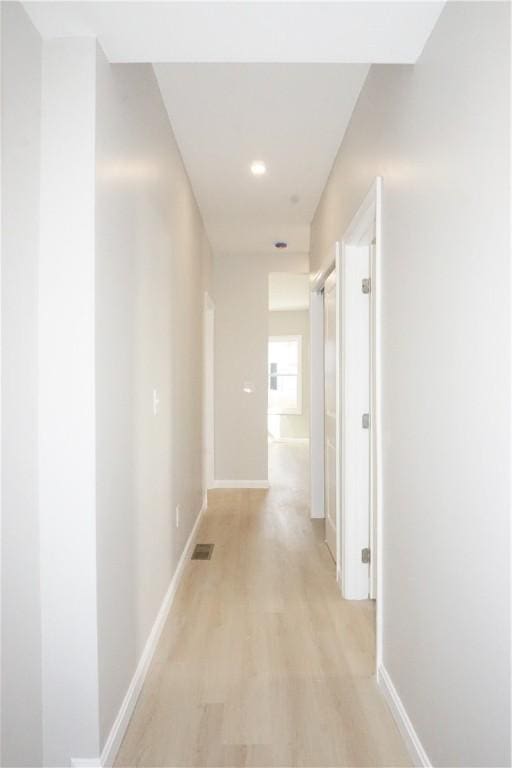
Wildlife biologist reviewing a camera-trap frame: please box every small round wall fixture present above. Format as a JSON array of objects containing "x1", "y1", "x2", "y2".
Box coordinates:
[
  {"x1": 274, "y1": 241, "x2": 288, "y2": 249},
  {"x1": 250, "y1": 160, "x2": 266, "y2": 176}
]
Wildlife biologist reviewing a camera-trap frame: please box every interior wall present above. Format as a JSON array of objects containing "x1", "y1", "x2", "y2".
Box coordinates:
[
  {"x1": 268, "y1": 310, "x2": 310, "y2": 439},
  {"x1": 95, "y1": 50, "x2": 213, "y2": 750},
  {"x1": 0, "y1": 17, "x2": 213, "y2": 763},
  {"x1": 1, "y1": 4, "x2": 42, "y2": 765},
  {"x1": 39, "y1": 36, "x2": 101, "y2": 766},
  {"x1": 214, "y1": 252, "x2": 308, "y2": 483},
  {"x1": 311, "y1": 3, "x2": 510, "y2": 766}
]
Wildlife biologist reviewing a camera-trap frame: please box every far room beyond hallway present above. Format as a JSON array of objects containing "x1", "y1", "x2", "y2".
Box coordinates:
[{"x1": 267, "y1": 272, "x2": 311, "y2": 480}]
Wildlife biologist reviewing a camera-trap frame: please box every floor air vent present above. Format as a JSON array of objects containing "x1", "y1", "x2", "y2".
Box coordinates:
[{"x1": 191, "y1": 543, "x2": 214, "y2": 561}]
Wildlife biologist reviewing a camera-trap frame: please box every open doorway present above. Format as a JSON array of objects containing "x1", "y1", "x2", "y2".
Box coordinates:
[{"x1": 267, "y1": 273, "x2": 311, "y2": 487}]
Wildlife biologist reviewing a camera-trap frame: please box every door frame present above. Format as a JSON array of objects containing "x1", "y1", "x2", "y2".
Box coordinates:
[
  {"x1": 310, "y1": 177, "x2": 382, "y2": 670},
  {"x1": 203, "y1": 292, "x2": 215, "y2": 495},
  {"x1": 323, "y1": 269, "x2": 339, "y2": 562},
  {"x1": 309, "y1": 262, "x2": 334, "y2": 520},
  {"x1": 340, "y1": 177, "x2": 382, "y2": 668}
]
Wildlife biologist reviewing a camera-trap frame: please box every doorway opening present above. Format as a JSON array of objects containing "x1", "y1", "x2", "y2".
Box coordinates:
[
  {"x1": 267, "y1": 272, "x2": 311, "y2": 488},
  {"x1": 310, "y1": 177, "x2": 382, "y2": 668}
]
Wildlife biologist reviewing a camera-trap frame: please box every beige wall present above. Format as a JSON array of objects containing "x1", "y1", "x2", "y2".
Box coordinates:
[
  {"x1": 214, "y1": 252, "x2": 308, "y2": 482},
  {"x1": 311, "y1": 3, "x2": 510, "y2": 765},
  {"x1": 2, "y1": 26, "x2": 213, "y2": 763},
  {"x1": 95, "y1": 51, "x2": 213, "y2": 750},
  {"x1": 268, "y1": 310, "x2": 310, "y2": 439}
]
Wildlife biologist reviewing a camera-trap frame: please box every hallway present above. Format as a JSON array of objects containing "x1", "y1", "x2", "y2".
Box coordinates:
[
  {"x1": 115, "y1": 442, "x2": 408, "y2": 767},
  {"x1": 2, "y1": 3, "x2": 511, "y2": 766}
]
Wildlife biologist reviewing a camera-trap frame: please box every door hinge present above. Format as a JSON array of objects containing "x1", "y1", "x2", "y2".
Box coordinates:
[
  {"x1": 362, "y1": 278, "x2": 371, "y2": 294},
  {"x1": 362, "y1": 412, "x2": 370, "y2": 429},
  {"x1": 361, "y1": 547, "x2": 371, "y2": 564}
]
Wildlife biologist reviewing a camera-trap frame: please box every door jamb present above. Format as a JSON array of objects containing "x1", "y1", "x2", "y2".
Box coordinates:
[
  {"x1": 338, "y1": 177, "x2": 382, "y2": 671},
  {"x1": 203, "y1": 292, "x2": 215, "y2": 495},
  {"x1": 309, "y1": 259, "x2": 336, "y2": 520},
  {"x1": 309, "y1": 289, "x2": 326, "y2": 519},
  {"x1": 309, "y1": 177, "x2": 383, "y2": 673}
]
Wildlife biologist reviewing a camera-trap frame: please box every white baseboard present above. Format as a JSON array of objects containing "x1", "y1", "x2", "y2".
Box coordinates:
[
  {"x1": 72, "y1": 498, "x2": 207, "y2": 768},
  {"x1": 377, "y1": 665, "x2": 431, "y2": 768},
  {"x1": 213, "y1": 479, "x2": 270, "y2": 489},
  {"x1": 101, "y1": 498, "x2": 206, "y2": 766},
  {"x1": 336, "y1": 566, "x2": 343, "y2": 595}
]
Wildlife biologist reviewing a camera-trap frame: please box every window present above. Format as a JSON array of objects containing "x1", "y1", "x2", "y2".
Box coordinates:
[{"x1": 268, "y1": 335, "x2": 302, "y2": 415}]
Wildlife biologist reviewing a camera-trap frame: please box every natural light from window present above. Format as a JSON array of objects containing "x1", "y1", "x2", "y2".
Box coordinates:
[{"x1": 268, "y1": 335, "x2": 302, "y2": 415}]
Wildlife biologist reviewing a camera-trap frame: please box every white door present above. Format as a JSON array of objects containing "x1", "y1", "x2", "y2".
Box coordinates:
[
  {"x1": 324, "y1": 271, "x2": 337, "y2": 562},
  {"x1": 341, "y1": 244, "x2": 371, "y2": 599},
  {"x1": 369, "y1": 240, "x2": 377, "y2": 599}
]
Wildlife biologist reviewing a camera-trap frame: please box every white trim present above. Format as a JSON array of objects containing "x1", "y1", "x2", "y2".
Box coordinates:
[
  {"x1": 378, "y1": 665, "x2": 431, "y2": 768},
  {"x1": 309, "y1": 289, "x2": 325, "y2": 519},
  {"x1": 336, "y1": 177, "x2": 383, "y2": 669},
  {"x1": 71, "y1": 498, "x2": 208, "y2": 768},
  {"x1": 0, "y1": 9, "x2": 3, "y2": 762},
  {"x1": 374, "y1": 177, "x2": 383, "y2": 669},
  {"x1": 334, "y1": 248, "x2": 341, "y2": 570},
  {"x1": 310, "y1": 260, "x2": 335, "y2": 293},
  {"x1": 213, "y1": 479, "x2": 270, "y2": 489},
  {"x1": 203, "y1": 292, "x2": 215, "y2": 491}
]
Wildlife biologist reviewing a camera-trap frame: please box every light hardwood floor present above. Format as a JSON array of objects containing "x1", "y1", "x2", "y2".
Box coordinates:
[{"x1": 115, "y1": 442, "x2": 409, "y2": 767}]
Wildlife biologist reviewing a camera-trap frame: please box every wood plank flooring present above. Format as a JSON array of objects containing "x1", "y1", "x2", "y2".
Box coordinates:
[{"x1": 115, "y1": 442, "x2": 409, "y2": 767}]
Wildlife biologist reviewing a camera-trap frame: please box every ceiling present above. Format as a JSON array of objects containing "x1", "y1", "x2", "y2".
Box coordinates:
[
  {"x1": 24, "y1": 1, "x2": 444, "y2": 257},
  {"x1": 24, "y1": 2, "x2": 444, "y2": 64},
  {"x1": 269, "y1": 273, "x2": 310, "y2": 312},
  {"x1": 155, "y1": 63, "x2": 369, "y2": 255}
]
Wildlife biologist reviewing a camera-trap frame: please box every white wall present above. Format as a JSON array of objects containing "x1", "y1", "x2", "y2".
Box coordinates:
[
  {"x1": 214, "y1": 252, "x2": 308, "y2": 483},
  {"x1": 1, "y1": 16, "x2": 212, "y2": 763},
  {"x1": 1, "y1": 4, "x2": 42, "y2": 765},
  {"x1": 268, "y1": 310, "x2": 310, "y2": 439},
  {"x1": 95, "y1": 52, "x2": 213, "y2": 751},
  {"x1": 39, "y1": 37, "x2": 101, "y2": 766},
  {"x1": 311, "y1": 3, "x2": 510, "y2": 766}
]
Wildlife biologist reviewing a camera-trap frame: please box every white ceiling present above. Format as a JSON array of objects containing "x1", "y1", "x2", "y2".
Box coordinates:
[
  {"x1": 24, "y1": 1, "x2": 444, "y2": 257},
  {"x1": 24, "y1": 2, "x2": 444, "y2": 64},
  {"x1": 155, "y1": 63, "x2": 369, "y2": 254},
  {"x1": 269, "y1": 273, "x2": 310, "y2": 312}
]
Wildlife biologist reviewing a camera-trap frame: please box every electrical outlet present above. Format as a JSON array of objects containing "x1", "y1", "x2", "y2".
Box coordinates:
[{"x1": 175, "y1": 505, "x2": 181, "y2": 529}]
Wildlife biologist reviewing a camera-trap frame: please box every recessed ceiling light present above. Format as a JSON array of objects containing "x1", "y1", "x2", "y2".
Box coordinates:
[
  {"x1": 250, "y1": 160, "x2": 266, "y2": 176},
  {"x1": 274, "y1": 241, "x2": 288, "y2": 249}
]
